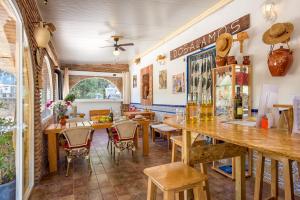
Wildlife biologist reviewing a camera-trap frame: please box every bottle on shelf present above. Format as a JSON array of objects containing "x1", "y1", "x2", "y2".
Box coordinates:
[
  {"x1": 206, "y1": 96, "x2": 214, "y2": 121},
  {"x1": 234, "y1": 87, "x2": 243, "y2": 119},
  {"x1": 200, "y1": 94, "x2": 207, "y2": 121},
  {"x1": 109, "y1": 107, "x2": 114, "y2": 122}
]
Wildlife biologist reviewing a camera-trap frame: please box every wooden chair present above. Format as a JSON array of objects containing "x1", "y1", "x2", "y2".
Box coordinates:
[
  {"x1": 254, "y1": 104, "x2": 295, "y2": 200},
  {"x1": 60, "y1": 127, "x2": 94, "y2": 176},
  {"x1": 112, "y1": 120, "x2": 138, "y2": 164},
  {"x1": 144, "y1": 162, "x2": 207, "y2": 200},
  {"x1": 89, "y1": 109, "x2": 110, "y2": 120}
]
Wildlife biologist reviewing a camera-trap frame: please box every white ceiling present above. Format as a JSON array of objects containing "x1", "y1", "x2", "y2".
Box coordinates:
[{"x1": 36, "y1": 0, "x2": 220, "y2": 64}]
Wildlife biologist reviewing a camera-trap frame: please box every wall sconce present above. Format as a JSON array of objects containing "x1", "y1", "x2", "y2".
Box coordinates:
[
  {"x1": 34, "y1": 22, "x2": 56, "y2": 48},
  {"x1": 262, "y1": 0, "x2": 277, "y2": 22},
  {"x1": 156, "y1": 54, "x2": 166, "y2": 65},
  {"x1": 134, "y1": 57, "x2": 141, "y2": 65}
]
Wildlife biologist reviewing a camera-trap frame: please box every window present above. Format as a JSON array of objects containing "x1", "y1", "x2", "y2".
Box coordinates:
[
  {"x1": 40, "y1": 56, "x2": 53, "y2": 119},
  {"x1": 69, "y1": 78, "x2": 121, "y2": 100}
]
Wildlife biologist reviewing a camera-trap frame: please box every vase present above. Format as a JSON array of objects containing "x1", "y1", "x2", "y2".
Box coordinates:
[
  {"x1": 242, "y1": 56, "x2": 251, "y2": 65},
  {"x1": 227, "y1": 56, "x2": 237, "y2": 65},
  {"x1": 59, "y1": 116, "x2": 67, "y2": 126},
  {"x1": 215, "y1": 55, "x2": 227, "y2": 67},
  {"x1": 268, "y1": 46, "x2": 293, "y2": 76}
]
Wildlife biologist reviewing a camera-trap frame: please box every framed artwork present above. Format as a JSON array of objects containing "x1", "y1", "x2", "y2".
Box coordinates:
[
  {"x1": 132, "y1": 75, "x2": 137, "y2": 88},
  {"x1": 187, "y1": 46, "x2": 216, "y2": 102},
  {"x1": 172, "y1": 73, "x2": 185, "y2": 94},
  {"x1": 140, "y1": 65, "x2": 153, "y2": 105},
  {"x1": 159, "y1": 70, "x2": 167, "y2": 89}
]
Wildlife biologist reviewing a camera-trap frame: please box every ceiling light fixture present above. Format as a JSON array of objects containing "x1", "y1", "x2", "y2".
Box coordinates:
[
  {"x1": 262, "y1": 0, "x2": 277, "y2": 22},
  {"x1": 113, "y1": 48, "x2": 120, "y2": 56}
]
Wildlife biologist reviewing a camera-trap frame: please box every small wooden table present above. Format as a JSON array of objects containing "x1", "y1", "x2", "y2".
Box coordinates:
[
  {"x1": 123, "y1": 111, "x2": 155, "y2": 120},
  {"x1": 45, "y1": 120, "x2": 150, "y2": 173}
]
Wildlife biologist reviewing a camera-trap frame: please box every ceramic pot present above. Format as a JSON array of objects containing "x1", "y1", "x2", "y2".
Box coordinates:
[
  {"x1": 215, "y1": 55, "x2": 227, "y2": 67},
  {"x1": 242, "y1": 56, "x2": 251, "y2": 65},
  {"x1": 0, "y1": 180, "x2": 15, "y2": 200},
  {"x1": 268, "y1": 46, "x2": 293, "y2": 76},
  {"x1": 59, "y1": 116, "x2": 67, "y2": 126},
  {"x1": 227, "y1": 56, "x2": 237, "y2": 65}
]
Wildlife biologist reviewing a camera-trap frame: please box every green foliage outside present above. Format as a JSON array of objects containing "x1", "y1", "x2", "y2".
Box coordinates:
[
  {"x1": 0, "y1": 101, "x2": 15, "y2": 184},
  {"x1": 69, "y1": 78, "x2": 115, "y2": 99}
]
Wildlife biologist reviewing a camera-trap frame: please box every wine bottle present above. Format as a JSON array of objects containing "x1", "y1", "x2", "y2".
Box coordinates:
[
  {"x1": 109, "y1": 107, "x2": 114, "y2": 122},
  {"x1": 234, "y1": 87, "x2": 243, "y2": 119}
]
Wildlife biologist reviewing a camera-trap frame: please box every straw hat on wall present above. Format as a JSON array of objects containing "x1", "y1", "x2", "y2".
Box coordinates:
[
  {"x1": 263, "y1": 23, "x2": 294, "y2": 45},
  {"x1": 216, "y1": 33, "x2": 233, "y2": 57}
]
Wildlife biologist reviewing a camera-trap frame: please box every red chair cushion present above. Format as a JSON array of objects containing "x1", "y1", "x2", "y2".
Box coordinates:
[
  {"x1": 111, "y1": 127, "x2": 117, "y2": 133},
  {"x1": 113, "y1": 134, "x2": 120, "y2": 143}
]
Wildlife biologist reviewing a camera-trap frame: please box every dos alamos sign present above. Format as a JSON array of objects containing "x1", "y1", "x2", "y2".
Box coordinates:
[{"x1": 170, "y1": 14, "x2": 250, "y2": 60}]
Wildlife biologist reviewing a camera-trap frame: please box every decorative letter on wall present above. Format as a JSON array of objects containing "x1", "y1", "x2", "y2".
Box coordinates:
[{"x1": 140, "y1": 65, "x2": 153, "y2": 105}]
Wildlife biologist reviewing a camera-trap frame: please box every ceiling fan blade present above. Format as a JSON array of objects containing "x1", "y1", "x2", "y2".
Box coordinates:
[
  {"x1": 118, "y1": 46, "x2": 126, "y2": 51},
  {"x1": 118, "y1": 43, "x2": 134, "y2": 46},
  {"x1": 99, "y1": 45, "x2": 114, "y2": 48}
]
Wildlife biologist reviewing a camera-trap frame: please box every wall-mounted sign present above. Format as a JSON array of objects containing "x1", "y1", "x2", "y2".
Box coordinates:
[{"x1": 170, "y1": 14, "x2": 250, "y2": 60}]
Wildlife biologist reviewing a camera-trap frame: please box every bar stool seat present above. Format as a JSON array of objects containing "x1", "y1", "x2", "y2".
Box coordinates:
[{"x1": 144, "y1": 162, "x2": 207, "y2": 200}]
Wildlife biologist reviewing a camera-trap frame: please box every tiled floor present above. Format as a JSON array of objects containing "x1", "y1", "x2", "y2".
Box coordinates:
[{"x1": 30, "y1": 129, "x2": 297, "y2": 200}]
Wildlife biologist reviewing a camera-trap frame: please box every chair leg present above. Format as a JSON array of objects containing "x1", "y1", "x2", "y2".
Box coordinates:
[
  {"x1": 117, "y1": 151, "x2": 120, "y2": 165},
  {"x1": 163, "y1": 191, "x2": 175, "y2": 200},
  {"x1": 254, "y1": 152, "x2": 265, "y2": 200},
  {"x1": 200, "y1": 163, "x2": 210, "y2": 200},
  {"x1": 193, "y1": 185, "x2": 204, "y2": 200},
  {"x1": 147, "y1": 178, "x2": 157, "y2": 200},
  {"x1": 66, "y1": 157, "x2": 72, "y2": 177},
  {"x1": 152, "y1": 128, "x2": 156, "y2": 143},
  {"x1": 271, "y1": 159, "x2": 278, "y2": 199},
  {"x1": 282, "y1": 158, "x2": 294, "y2": 200},
  {"x1": 171, "y1": 142, "x2": 176, "y2": 162}
]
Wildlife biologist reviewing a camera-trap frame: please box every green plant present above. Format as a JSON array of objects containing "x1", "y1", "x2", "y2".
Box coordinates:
[
  {"x1": 0, "y1": 102, "x2": 15, "y2": 184},
  {"x1": 64, "y1": 93, "x2": 76, "y2": 102}
]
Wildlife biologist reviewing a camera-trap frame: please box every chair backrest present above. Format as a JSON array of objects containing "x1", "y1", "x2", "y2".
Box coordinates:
[
  {"x1": 89, "y1": 109, "x2": 110, "y2": 120},
  {"x1": 62, "y1": 127, "x2": 94, "y2": 148},
  {"x1": 114, "y1": 120, "x2": 138, "y2": 140}
]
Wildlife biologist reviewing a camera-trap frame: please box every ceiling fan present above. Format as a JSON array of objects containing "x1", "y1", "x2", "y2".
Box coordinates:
[{"x1": 100, "y1": 36, "x2": 134, "y2": 56}]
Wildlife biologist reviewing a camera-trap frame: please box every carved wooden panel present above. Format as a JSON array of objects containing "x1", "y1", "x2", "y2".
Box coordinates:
[{"x1": 140, "y1": 65, "x2": 153, "y2": 106}]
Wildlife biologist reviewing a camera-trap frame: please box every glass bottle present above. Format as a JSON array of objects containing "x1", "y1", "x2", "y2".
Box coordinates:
[
  {"x1": 234, "y1": 87, "x2": 243, "y2": 119},
  {"x1": 200, "y1": 94, "x2": 207, "y2": 121},
  {"x1": 206, "y1": 96, "x2": 214, "y2": 121}
]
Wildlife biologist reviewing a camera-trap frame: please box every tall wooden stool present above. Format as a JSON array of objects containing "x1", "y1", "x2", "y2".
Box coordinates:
[{"x1": 144, "y1": 162, "x2": 208, "y2": 200}]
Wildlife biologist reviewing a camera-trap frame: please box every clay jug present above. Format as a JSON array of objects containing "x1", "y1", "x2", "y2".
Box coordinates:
[
  {"x1": 268, "y1": 46, "x2": 293, "y2": 76},
  {"x1": 227, "y1": 56, "x2": 237, "y2": 65},
  {"x1": 215, "y1": 55, "x2": 227, "y2": 67}
]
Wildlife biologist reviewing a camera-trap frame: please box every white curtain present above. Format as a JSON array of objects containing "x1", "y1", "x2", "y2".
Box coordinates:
[
  {"x1": 122, "y1": 72, "x2": 131, "y2": 104},
  {"x1": 63, "y1": 67, "x2": 69, "y2": 98}
]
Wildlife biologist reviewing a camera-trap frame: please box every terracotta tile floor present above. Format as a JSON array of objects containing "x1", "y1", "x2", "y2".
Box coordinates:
[{"x1": 30, "y1": 129, "x2": 298, "y2": 200}]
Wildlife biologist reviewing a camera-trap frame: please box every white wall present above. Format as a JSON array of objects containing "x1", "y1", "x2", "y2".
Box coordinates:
[
  {"x1": 74, "y1": 99, "x2": 122, "y2": 120},
  {"x1": 130, "y1": 0, "x2": 300, "y2": 108}
]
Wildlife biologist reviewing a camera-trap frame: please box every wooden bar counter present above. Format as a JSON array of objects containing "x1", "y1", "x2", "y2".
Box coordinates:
[{"x1": 163, "y1": 117, "x2": 300, "y2": 200}]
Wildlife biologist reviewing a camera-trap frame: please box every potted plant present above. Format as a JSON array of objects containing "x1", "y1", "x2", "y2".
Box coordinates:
[
  {"x1": 0, "y1": 101, "x2": 16, "y2": 200},
  {"x1": 64, "y1": 93, "x2": 76, "y2": 103},
  {"x1": 47, "y1": 100, "x2": 72, "y2": 125}
]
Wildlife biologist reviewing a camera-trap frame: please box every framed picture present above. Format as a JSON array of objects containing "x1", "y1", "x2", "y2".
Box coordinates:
[
  {"x1": 159, "y1": 70, "x2": 167, "y2": 89},
  {"x1": 172, "y1": 73, "x2": 185, "y2": 94},
  {"x1": 132, "y1": 75, "x2": 137, "y2": 88},
  {"x1": 187, "y1": 46, "x2": 216, "y2": 101}
]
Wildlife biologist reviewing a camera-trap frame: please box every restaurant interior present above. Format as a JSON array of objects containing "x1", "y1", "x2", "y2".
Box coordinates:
[{"x1": 1, "y1": 0, "x2": 300, "y2": 199}]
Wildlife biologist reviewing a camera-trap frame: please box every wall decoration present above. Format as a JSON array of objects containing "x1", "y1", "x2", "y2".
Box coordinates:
[
  {"x1": 140, "y1": 65, "x2": 153, "y2": 105},
  {"x1": 159, "y1": 70, "x2": 167, "y2": 89},
  {"x1": 172, "y1": 73, "x2": 185, "y2": 94},
  {"x1": 170, "y1": 14, "x2": 250, "y2": 60},
  {"x1": 187, "y1": 46, "x2": 216, "y2": 102},
  {"x1": 132, "y1": 75, "x2": 137, "y2": 88}
]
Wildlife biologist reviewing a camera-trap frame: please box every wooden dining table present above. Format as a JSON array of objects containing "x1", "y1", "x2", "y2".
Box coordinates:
[
  {"x1": 163, "y1": 117, "x2": 300, "y2": 200},
  {"x1": 44, "y1": 119, "x2": 150, "y2": 173}
]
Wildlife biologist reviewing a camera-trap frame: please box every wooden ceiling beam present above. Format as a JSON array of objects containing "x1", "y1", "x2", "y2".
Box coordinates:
[{"x1": 61, "y1": 63, "x2": 129, "y2": 73}]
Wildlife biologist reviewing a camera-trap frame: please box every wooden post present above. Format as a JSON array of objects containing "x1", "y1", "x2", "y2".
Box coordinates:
[
  {"x1": 235, "y1": 154, "x2": 246, "y2": 200},
  {"x1": 47, "y1": 133, "x2": 58, "y2": 173},
  {"x1": 143, "y1": 121, "x2": 150, "y2": 156}
]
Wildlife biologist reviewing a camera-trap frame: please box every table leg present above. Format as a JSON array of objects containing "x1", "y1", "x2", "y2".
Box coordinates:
[
  {"x1": 143, "y1": 123, "x2": 149, "y2": 156},
  {"x1": 271, "y1": 159, "x2": 278, "y2": 199},
  {"x1": 182, "y1": 130, "x2": 191, "y2": 200},
  {"x1": 254, "y1": 152, "x2": 265, "y2": 200},
  {"x1": 282, "y1": 158, "x2": 294, "y2": 200},
  {"x1": 235, "y1": 154, "x2": 246, "y2": 200},
  {"x1": 48, "y1": 133, "x2": 58, "y2": 173}
]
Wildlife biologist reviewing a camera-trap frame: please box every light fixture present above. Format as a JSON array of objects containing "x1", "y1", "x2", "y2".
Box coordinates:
[
  {"x1": 113, "y1": 48, "x2": 120, "y2": 56},
  {"x1": 156, "y1": 54, "x2": 167, "y2": 65},
  {"x1": 262, "y1": 0, "x2": 277, "y2": 22}
]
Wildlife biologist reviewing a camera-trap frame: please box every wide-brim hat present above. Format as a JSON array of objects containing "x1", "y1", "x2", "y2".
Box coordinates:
[
  {"x1": 263, "y1": 23, "x2": 294, "y2": 45},
  {"x1": 216, "y1": 33, "x2": 233, "y2": 57}
]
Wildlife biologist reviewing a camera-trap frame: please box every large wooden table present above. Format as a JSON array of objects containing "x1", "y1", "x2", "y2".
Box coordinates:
[
  {"x1": 163, "y1": 117, "x2": 300, "y2": 200},
  {"x1": 45, "y1": 119, "x2": 150, "y2": 173}
]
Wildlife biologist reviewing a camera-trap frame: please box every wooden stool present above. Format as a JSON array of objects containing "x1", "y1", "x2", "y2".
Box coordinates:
[
  {"x1": 254, "y1": 153, "x2": 294, "y2": 200},
  {"x1": 153, "y1": 125, "x2": 181, "y2": 149},
  {"x1": 144, "y1": 162, "x2": 208, "y2": 200}
]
